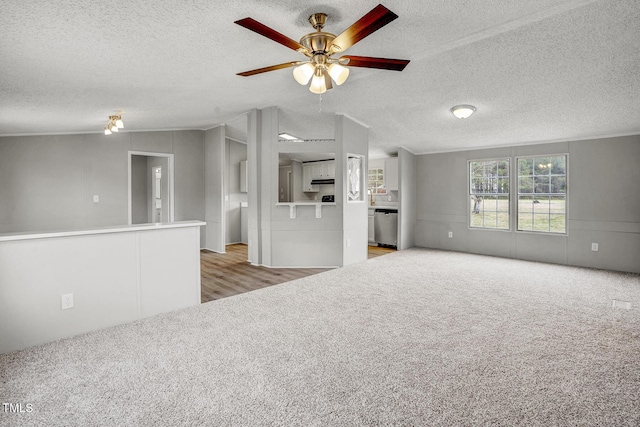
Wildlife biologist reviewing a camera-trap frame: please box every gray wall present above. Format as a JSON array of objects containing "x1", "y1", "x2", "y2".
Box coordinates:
[
  {"x1": 338, "y1": 114, "x2": 369, "y2": 266},
  {"x1": 204, "y1": 125, "x2": 225, "y2": 252},
  {"x1": 415, "y1": 135, "x2": 640, "y2": 273},
  {"x1": 0, "y1": 131, "x2": 205, "y2": 242},
  {"x1": 131, "y1": 155, "x2": 148, "y2": 224},
  {"x1": 398, "y1": 148, "x2": 417, "y2": 250}
]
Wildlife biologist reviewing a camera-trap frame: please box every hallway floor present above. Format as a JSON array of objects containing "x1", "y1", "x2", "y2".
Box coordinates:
[{"x1": 200, "y1": 244, "x2": 395, "y2": 303}]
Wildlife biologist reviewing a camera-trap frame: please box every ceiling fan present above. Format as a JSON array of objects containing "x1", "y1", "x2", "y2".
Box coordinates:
[{"x1": 235, "y1": 4, "x2": 410, "y2": 94}]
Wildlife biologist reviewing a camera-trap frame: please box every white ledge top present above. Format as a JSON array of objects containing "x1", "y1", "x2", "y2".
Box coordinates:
[
  {"x1": 275, "y1": 202, "x2": 337, "y2": 206},
  {"x1": 0, "y1": 221, "x2": 206, "y2": 242}
]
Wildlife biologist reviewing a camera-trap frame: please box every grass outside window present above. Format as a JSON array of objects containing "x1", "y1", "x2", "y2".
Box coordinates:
[
  {"x1": 517, "y1": 156, "x2": 567, "y2": 234},
  {"x1": 469, "y1": 159, "x2": 510, "y2": 230}
]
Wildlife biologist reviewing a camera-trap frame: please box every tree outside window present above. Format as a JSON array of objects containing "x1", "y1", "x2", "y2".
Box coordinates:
[{"x1": 469, "y1": 159, "x2": 510, "y2": 230}]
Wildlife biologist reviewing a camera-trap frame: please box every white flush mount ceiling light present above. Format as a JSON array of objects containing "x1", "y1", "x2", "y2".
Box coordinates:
[
  {"x1": 104, "y1": 115, "x2": 124, "y2": 135},
  {"x1": 451, "y1": 105, "x2": 476, "y2": 119}
]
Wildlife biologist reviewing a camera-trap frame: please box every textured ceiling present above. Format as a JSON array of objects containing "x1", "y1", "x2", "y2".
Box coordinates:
[{"x1": 1, "y1": 0, "x2": 639, "y2": 157}]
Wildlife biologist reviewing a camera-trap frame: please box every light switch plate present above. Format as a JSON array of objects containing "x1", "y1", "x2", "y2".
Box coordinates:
[
  {"x1": 93, "y1": 195, "x2": 99, "y2": 203},
  {"x1": 591, "y1": 243, "x2": 599, "y2": 251}
]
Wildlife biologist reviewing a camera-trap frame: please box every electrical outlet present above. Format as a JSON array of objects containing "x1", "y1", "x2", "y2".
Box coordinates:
[
  {"x1": 612, "y1": 299, "x2": 631, "y2": 310},
  {"x1": 61, "y1": 293, "x2": 74, "y2": 310},
  {"x1": 346, "y1": 238, "x2": 351, "y2": 247},
  {"x1": 591, "y1": 243, "x2": 599, "y2": 252},
  {"x1": 448, "y1": 231, "x2": 453, "y2": 238},
  {"x1": 93, "y1": 195, "x2": 99, "y2": 203}
]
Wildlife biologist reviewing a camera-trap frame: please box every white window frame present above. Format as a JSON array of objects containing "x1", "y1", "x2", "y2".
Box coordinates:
[
  {"x1": 468, "y1": 158, "x2": 511, "y2": 231},
  {"x1": 516, "y1": 154, "x2": 568, "y2": 235},
  {"x1": 368, "y1": 167, "x2": 387, "y2": 195}
]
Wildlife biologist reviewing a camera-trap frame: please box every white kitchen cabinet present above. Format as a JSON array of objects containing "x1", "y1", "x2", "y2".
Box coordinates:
[
  {"x1": 311, "y1": 163, "x2": 324, "y2": 179},
  {"x1": 384, "y1": 157, "x2": 398, "y2": 191},
  {"x1": 368, "y1": 209, "x2": 375, "y2": 243},
  {"x1": 325, "y1": 161, "x2": 336, "y2": 178},
  {"x1": 310, "y1": 160, "x2": 335, "y2": 179},
  {"x1": 303, "y1": 160, "x2": 335, "y2": 192},
  {"x1": 302, "y1": 164, "x2": 319, "y2": 192}
]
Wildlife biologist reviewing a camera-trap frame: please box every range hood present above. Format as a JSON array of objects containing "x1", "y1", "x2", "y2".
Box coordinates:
[{"x1": 310, "y1": 178, "x2": 335, "y2": 185}]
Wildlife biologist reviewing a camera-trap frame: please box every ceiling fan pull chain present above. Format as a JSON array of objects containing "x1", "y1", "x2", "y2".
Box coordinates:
[{"x1": 319, "y1": 94, "x2": 323, "y2": 112}]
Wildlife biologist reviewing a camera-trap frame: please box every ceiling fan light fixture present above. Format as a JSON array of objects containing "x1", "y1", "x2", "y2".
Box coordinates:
[
  {"x1": 451, "y1": 105, "x2": 476, "y2": 119},
  {"x1": 309, "y1": 71, "x2": 327, "y2": 94},
  {"x1": 293, "y1": 63, "x2": 315, "y2": 85},
  {"x1": 104, "y1": 114, "x2": 124, "y2": 135},
  {"x1": 327, "y1": 63, "x2": 349, "y2": 85},
  {"x1": 235, "y1": 5, "x2": 409, "y2": 95}
]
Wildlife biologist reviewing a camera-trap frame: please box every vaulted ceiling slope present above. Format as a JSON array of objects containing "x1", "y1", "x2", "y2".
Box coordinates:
[{"x1": 1, "y1": 0, "x2": 639, "y2": 157}]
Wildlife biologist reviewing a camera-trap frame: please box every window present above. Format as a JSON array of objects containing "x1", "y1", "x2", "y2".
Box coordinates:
[
  {"x1": 368, "y1": 168, "x2": 386, "y2": 194},
  {"x1": 517, "y1": 155, "x2": 567, "y2": 233},
  {"x1": 347, "y1": 155, "x2": 364, "y2": 202},
  {"x1": 469, "y1": 159, "x2": 510, "y2": 229}
]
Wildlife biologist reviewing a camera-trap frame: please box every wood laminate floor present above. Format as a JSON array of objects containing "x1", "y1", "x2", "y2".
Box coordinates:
[{"x1": 200, "y1": 244, "x2": 395, "y2": 303}]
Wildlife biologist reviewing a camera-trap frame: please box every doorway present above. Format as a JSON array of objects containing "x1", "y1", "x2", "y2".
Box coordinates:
[{"x1": 128, "y1": 151, "x2": 175, "y2": 224}]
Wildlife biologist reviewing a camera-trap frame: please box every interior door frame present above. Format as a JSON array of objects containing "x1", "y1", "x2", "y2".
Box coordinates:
[{"x1": 128, "y1": 151, "x2": 175, "y2": 225}]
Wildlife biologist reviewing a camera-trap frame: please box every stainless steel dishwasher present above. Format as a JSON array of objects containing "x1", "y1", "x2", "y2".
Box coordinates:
[{"x1": 374, "y1": 208, "x2": 398, "y2": 247}]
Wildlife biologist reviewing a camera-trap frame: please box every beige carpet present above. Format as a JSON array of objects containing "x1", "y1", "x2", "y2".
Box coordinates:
[{"x1": 1, "y1": 248, "x2": 639, "y2": 426}]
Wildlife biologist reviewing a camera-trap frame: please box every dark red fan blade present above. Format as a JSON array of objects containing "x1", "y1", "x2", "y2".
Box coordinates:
[
  {"x1": 237, "y1": 61, "x2": 299, "y2": 77},
  {"x1": 341, "y1": 55, "x2": 409, "y2": 71},
  {"x1": 329, "y1": 4, "x2": 398, "y2": 53},
  {"x1": 235, "y1": 18, "x2": 307, "y2": 52}
]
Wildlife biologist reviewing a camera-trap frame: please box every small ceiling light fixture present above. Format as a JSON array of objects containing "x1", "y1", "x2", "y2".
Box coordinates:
[
  {"x1": 104, "y1": 115, "x2": 124, "y2": 135},
  {"x1": 451, "y1": 105, "x2": 476, "y2": 119},
  {"x1": 278, "y1": 132, "x2": 302, "y2": 141}
]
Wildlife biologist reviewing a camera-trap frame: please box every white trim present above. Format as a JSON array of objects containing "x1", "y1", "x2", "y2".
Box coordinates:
[
  {"x1": 0, "y1": 221, "x2": 206, "y2": 242},
  {"x1": 226, "y1": 136, "x2": 247, "y2": 145},
  {"x1": 254, "y1": 263, "x2": 339, "y2": 269},
  {"x1": 201, "y1": 248, "x2": 227, "y2": 254},
  {"x1": 335, "y1": 112, "x2": 371, "y2": 129},
  {"x1": 467, "y1": 157, "x2": 512, "y2": 231},
  {"x1": 414, "y1": 132, "x2": 640, "y2": 156},
  {"x1": 398, "y1": 146, "x2": 418, "y2": 156},
  {"x1": 0, "y1": 127, "x2": 212, "y2": 137}
]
